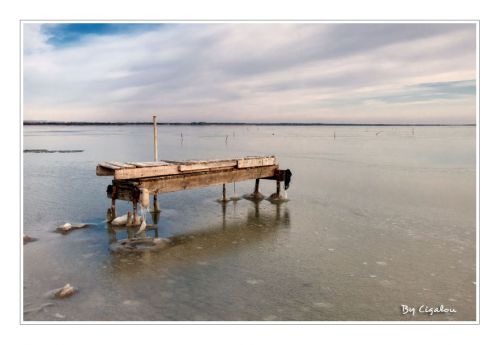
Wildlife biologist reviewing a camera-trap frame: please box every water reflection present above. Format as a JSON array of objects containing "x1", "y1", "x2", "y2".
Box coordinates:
[{"x1": 106, "y1": 201, "x2": 290, "y2": 274}]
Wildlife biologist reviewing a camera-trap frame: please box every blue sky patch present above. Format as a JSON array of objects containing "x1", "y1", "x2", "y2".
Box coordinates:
[{"x1": 42, "y1": 23, "x2": 162, "y2": 46}]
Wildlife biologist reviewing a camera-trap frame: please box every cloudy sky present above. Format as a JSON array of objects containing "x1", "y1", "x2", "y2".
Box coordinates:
[{"x1": 23, "y1": 23, "x2": 476, "y2": 124}]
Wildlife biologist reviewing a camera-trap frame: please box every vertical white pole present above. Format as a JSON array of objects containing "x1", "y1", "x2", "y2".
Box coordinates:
[{"x1": 153, "y1": 115, "x2": 158, "y2": 162}]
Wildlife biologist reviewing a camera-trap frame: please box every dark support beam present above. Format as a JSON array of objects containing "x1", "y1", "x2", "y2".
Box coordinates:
[
  {"x1": 153, "y1": 192, "x2": 160, "y2": 213},
  {"x1": 107, "y1": 165, "x2": 280, "y2": 202},
  {"x1": 132, "y1": 201, "x2": 138, "y2": 225}
]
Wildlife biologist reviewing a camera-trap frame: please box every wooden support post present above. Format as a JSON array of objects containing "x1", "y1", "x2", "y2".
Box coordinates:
[
  {"x1": 153, "y1": 192, "x2": 160, "y2": 212},
  {"x1": 254, "y1": 178, "x2": 260, "y2": 193},
  {"x1": 133, "y1": 201, "x2": 138, "y2": 225},
  {"x1": 126, "y1": 211, "x2": 132, "y2": 226},
  {"x1": 276, "y1": 180, "x2": 281, "y2": 197},
  {"x1": 111, "y1": 198, "x2": 117, "y2": 220},
  {"x1": 106, "y1": 208, "x2": 113, "y2": 223},
  {"x1": 222, "y1": 183, "x2": 227, "y2": 201}
]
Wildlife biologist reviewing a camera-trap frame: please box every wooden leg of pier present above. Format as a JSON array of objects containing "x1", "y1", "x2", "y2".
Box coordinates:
[
  {"x1": 220, "y1": 183, "x2": 227, "y2": 202},
  {"x1": 254, "y1": 178, "x2": 260, "y2": 194},
  {"x1": 133, "y1": 201, "x2": 138, "y2": 225},
  {"x1": 106, "y1": 208, "x2": 113, "y2": 223},
  {"x1": 153, "y1": 191, "x2": 160, "y2": 213},
  {"x1": 126, "y1": 211, "x2": 132, "y2": 226},
  {"x1": 276, "y1": 180, "x2": 281, "y2": 196},
  {"x1": 243, "y1": 178, "x2": 265, "y2": 201},
  {"x1": 111, "y1": 198, "x2": 117, "y2": 220}
]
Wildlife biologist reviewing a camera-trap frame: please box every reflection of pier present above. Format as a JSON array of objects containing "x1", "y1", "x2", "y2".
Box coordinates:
[
  {"x1": 105, "y1": 200, "x2": 291, "y2": 278},
  {"x1": 107, "y1": 200, "x2": 290, "y2": 249}
]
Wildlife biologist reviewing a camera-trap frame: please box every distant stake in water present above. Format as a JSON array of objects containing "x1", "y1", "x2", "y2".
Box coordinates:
[{"x1": 230, "y1": 182, "x2": 241, "y2": 201}]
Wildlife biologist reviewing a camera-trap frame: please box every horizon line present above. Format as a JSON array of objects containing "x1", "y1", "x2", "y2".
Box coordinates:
[{"x1": 23, "y1": 121, "x2": 476, "y2": 126}]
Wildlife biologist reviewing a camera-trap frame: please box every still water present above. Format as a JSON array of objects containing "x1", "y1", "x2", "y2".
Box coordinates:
[{"x1": 23, "y1": 125, "x2": 476, "y2": 321}]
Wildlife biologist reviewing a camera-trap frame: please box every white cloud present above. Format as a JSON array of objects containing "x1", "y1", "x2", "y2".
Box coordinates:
[
  {"x1": 23, "y1": 24, "x2": 52, "y2": 54},
  {"x1": 23, "y1": 23, "x2": 477, "y2": 123}
]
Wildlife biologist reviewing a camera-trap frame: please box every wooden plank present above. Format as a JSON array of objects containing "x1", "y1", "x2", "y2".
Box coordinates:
[
  {"x1": 127, "y1": 161, "x2": 172, "y2": 168},
  {"x1": 161, "y1": 160, "x2": 184, "y2": 165},
  {"x1": 98, "y1": 156, "x2": 277, "y2": 178},
  {"x1": 96, "y1": 165, "x2": 114, "y2": 176},
  {"x1": 178, "y1": 159, "x2": 237, "y2": 172},
  {"x1": 114, "y1": 164, "x2": 180, "y2": 180},
  {"x1": 237, "y1": 156, "x2": 276, "y2": 168},
  {"x1": 107, "y1": 161, "x2": 136, "y2": 168},
  {"x1": 139, "y1": 165, "x2": 278, "y2": 194},
  {"x1": 99, "y1": 162, "x2": 122, "y2": 170}
]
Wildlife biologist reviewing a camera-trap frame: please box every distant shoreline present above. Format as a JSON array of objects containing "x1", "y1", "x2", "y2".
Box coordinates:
[{"x1": 23, "y1": 121, "x2": 476, "y2": 127}]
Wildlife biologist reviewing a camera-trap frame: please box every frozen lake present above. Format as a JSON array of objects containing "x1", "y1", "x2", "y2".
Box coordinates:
[{"x1": 22, "y1": 125, "x2": 476, "y2": 321}]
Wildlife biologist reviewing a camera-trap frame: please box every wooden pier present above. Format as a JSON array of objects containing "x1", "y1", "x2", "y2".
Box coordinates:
[{"x1": 97, "y1": 155, "x2": 292, "y2": 222}]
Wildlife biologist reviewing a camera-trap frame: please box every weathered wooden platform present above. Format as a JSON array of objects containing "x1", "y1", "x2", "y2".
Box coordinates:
[
  {"x1": 97, "y1": 156, "x2": 277, "y2": 180},
  {"x1": 97, "y1": 156, "x2": 290, "y2": 203}
]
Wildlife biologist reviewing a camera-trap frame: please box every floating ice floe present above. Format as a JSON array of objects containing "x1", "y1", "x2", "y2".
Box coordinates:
[
  {"x1": 56, "y1": 223, "x2": 90, "y2": 232},
  {"x1": 111, "y1": 214, "x2": 128, "y2": 226}
]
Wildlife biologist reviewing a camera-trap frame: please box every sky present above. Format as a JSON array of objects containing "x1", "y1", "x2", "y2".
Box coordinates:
[{"x1": 23, "y1": 23, "x2": 476, "y2": 124}]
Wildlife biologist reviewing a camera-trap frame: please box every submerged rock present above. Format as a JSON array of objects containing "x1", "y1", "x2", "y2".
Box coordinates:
[
  {"x1": 45, "y1": 283, "x2": 78, "y2": 299},
  {"x1": 267, "y1": 192, "x2": 289, "y2": 204},
  {"x1": 243, "y1": 191, "x2": 266, "y2": 201},
  {"x1": 110, "y1": 237, "x2": 171, "y2": 253},
  {"x1": 23, "y1": 234, "x2": 37, "y2": 244}
]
